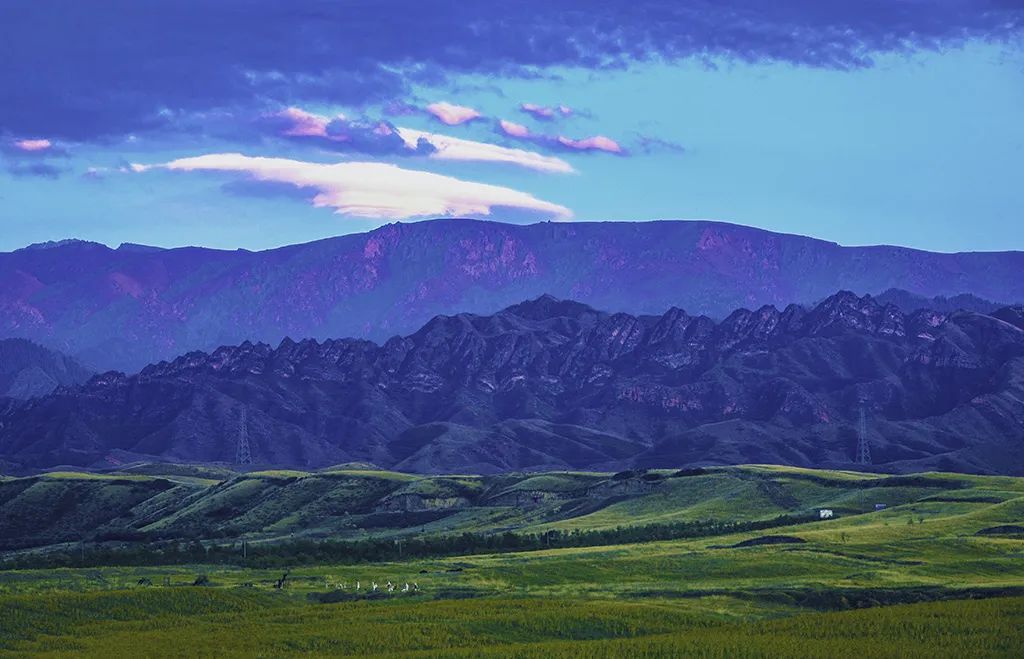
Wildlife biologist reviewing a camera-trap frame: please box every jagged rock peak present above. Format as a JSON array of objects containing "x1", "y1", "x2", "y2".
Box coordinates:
[{"x1": 3, "y1": 289, "x2": 1024, "y2": 475}]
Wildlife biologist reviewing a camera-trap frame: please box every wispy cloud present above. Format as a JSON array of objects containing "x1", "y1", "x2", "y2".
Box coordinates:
[
  {"x1": 555, "y1": 135, "x2": 622, "y2": 154},
  {"x1": 498, "y1": 120, "x2": 532, "y2": 138},
  {"x1": 425, "y1": 102, "x2": 482, "y2": 126},
  {"x1": 497, "y1": 120, "x2": 624, "y2": 155},
  {"x1": 634, "y1": 135, "x2": 687, "y2": 155},
  {"x1": 274, "y1": 107, "x2": 339, "y2": 137},
  {"x1": 7, "y1": 162, "x2": 63, "y2": 178},
  {"x1": 395, "y1": 127, "x2": 573, "y2": 173},
  {"x1": 271, "y1": 106, "x2": 571, "y2": 173},
  {"x1": 12, "y1": 138, "x2": 53, "y2": 152},
  {"x1": 131, "y1": 153, "x2": 572, "y2": 221},
  {"x1": 82, "y1": 166, "x2": 110, "y2": 180},
  {"x1": 3, "y1": 137, "x2": 69, "y2": 177},
  {"x1": 520, "y1": 103, "x2": 572, "y2": 120}
]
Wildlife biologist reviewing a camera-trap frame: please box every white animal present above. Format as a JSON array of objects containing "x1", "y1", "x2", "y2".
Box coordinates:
[{"x1": 372, "y1": 582, "x2": 378, "y2": 591}]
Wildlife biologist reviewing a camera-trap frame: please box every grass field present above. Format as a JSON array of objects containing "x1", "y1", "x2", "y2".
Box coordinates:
[
  {"x1": 5, "y1": 463, "x2": 1024, "y2": 551},
  {"x1": 1, "y1": 587, "x2": 1021, "y2": 656},
  {"x1": 1, "y1": 464, "x2": 1023, "y2": 656}
]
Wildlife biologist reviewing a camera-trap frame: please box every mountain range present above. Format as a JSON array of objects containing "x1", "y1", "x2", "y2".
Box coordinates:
[
  {"x1": 2, "y1": 219, "x2": 1022, "y2": 372},
  {"x1": 2, "y1": 291, "x2": 1022, "y2": 475},
  {"x1": 0, "y1": 339, "x2": 92, "y2": 400}
]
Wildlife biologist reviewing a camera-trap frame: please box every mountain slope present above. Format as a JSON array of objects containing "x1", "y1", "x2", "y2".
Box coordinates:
[
  {"x1": 0, "y1": 339, "x2": 92, "y2": 399},
  {"x1": 2, "y1": 219, "x2": 1022, "y2": 372},
  {"x1": 1, "y1": 292, "x2": 1022, "y2": 475}
]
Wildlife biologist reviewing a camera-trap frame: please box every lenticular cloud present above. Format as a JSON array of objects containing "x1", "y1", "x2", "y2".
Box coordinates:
[{"x1": 132, "y1": 153, "x2": 573, "y2": 221}]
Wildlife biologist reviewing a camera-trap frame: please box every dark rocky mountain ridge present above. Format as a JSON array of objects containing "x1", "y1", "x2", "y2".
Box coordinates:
[
  {"x1": 2, "y1": 218, "x2": 1022, "y2": 372},
  {"x1": 851, "y1": 289, "x2": 1006, "y2": 315},
  {"x1": 1, "y1": 292, "x2": 1022, "y2": 475}
]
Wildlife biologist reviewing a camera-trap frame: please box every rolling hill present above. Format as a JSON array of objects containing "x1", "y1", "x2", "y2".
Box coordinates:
[
  {"x1": 2, "y1": 463, "x2": 1022, "y2": 551},
  {"x1": 4, "y1": 462, "x2": 1023, "y2": 657}
]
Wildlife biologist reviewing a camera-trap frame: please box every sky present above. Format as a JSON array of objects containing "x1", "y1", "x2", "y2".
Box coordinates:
[{"x1": 0, "y1": 1, "x2": 1022, "y2": 253}]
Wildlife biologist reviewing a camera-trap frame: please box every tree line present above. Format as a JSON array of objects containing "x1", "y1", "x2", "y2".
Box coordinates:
[{"x1": 0, "y1": 513, "x2": 818, "y2": 570}]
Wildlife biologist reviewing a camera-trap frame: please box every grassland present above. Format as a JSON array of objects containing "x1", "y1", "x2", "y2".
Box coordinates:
[
  {"x1": 5, "y1": 463, "x2": 1024, "y2": 551},
  {"x1": 3, "y1": 589, "x2": 1019, "y2": 657},
  {"x1": 1, "y1": 464, "x2": 1022, "y2": 656}
]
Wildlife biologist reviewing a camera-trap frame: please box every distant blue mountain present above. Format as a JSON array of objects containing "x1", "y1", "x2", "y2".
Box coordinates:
[
  {"x1": 1, "y1": 219, "x2": 1021, "y2": 372},
  {"x1": 0, "y1": 339, "x2": 92, "y2": 399}
]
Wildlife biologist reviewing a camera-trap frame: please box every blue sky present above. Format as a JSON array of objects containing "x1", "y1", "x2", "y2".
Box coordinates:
[{"x1": 1, "y1": 1, "x2": 1022, "y2": 253}]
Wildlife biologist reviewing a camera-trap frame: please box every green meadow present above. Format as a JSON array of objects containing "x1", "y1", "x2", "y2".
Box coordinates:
[{"x1": 1, "y1": 464, "x2": 1023, "y2": 656}]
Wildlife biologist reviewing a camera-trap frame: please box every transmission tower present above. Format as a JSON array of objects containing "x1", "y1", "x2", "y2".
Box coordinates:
[
  {"x1": 855, "y1": 399, "x2": 872, "y2": 465},
  {"x1": 236, "y1": 407, "x2": 252, "y2": 465}
]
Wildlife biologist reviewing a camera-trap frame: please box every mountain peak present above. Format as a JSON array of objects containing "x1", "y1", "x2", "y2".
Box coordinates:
[
  {"x1": 116, "y1": 242, "x2": 164, "y2": 253},
  {"x1": 504, "y1": 295, "x2": 597, "y2": 321},
  {"x1": 17, "y1": 238, "x2": 108, "y2": 252},
  {"x1": 807, "y1": 291, "x2": 905, "y2": 336}
]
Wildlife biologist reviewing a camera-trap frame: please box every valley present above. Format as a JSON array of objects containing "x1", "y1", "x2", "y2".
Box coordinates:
[{"x1": 2, "y1": 464, "x2": 1023, "y2": 656}]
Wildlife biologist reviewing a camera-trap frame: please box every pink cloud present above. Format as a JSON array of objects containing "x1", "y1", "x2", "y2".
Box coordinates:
[
  {"x1": 275, "y1": 107, "x2": 343, "y2": 137},
  {"x1": 426, "y1": 102, "x2": 482, "y2": 126},
  {"x1": 498, "y1": 120, "x2": 532, "y2": 138},
  {"x1": 13, "y1": 138, "x2": 52, "y2": 152},
  {"x1": 498, "y1": 120, "x2": 625, "y2": 156},
  {"x1": 132, "y1": 153, "x2": 572, "y2": 221},
  {"x1": 521, "y1": 103, "x2": 554, "y2": 119},
  {"x1": 556, "y1": 135, "x2": 623, "y2": 154},
  {"x1": 397, "y1": 127, "x2": 573, "y2": 174},
  {"x1": 520, "y1": 103, "x2": 573, "y2": 120},
  {"x1": 268, "y1": 105, "x2": 571, "y2": 174}
]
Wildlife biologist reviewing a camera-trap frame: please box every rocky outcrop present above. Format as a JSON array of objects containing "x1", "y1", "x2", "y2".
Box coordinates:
[
  {"x1": 374, "y1": 494, "x2": 471, "y2": 513},
  {"x1": 1, "y1": 292, "x2": 1023, "y2": 475}
]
